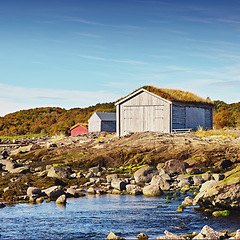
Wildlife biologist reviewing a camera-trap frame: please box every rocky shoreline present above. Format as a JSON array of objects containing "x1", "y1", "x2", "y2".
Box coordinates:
[{"x1": 1, "y1": 130, "x2": 240, "y2": 239}]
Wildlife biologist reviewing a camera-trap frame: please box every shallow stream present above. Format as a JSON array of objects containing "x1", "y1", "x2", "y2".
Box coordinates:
[{"x1": 0, "y1": 194, "x2": 240, "y2": 239}]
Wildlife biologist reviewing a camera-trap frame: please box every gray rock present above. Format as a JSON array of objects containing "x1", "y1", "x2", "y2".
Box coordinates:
[
  {"x1": 178, "y1": 177, "x2": 191, "y2": 188},
  {"x1": 90, "y1": 177, "x2": 101, "y2": 184},
  {"x1": 56, "y1": 194, "x2": 67, "y2": 205},
  {"x1": 70, "y1": 173, "x2": 77, "y2": 178},
  {"x1": 215, "y1": 159, "x2": 233, "y2": 169},
  {"x1": 89, "y1": 165, "x2": 102, "y2": 174},
  {"x1": 9, "y1": 165, "x2": 30, "y2": 174},
  {"x1": 194, "y1": 183, "x2": 240, "y2": 209},
  {"x1": 106, "y1": 231, "x2": 125, "y2": 239},
  {"x1": 16, "y1": 144, "x2": 41, "y2": 154},
  {"x1": 163, "y1": 159, "x2": 189, "y2": 175},
  {"x1": 27, "y1": 187, "x2": 42, "y2": 199},
  {"x1": 157, "y1": 230, "x2": 185, "y2": 239},
  {"x1": 193, "y1": 225, "x2": 225, "y2": 240},
  {"x1": 212, "y1": 173, "x2": 225, "y2": 181},
  {"x1": 192, "y1": 176, "x2": 205, "y2": 186},
  {"x1": 4, "y1": 160, "x2": 18, "y2": 171},
  {"x1": 182, "y1": 196, "x2": 194, "y2": 206},
  {"x1": 85, "y1": 171, "x2": 95, "y2": 178},
  {"x1": 47, "y1": 143, "x2": 58, "y2": 148},
  {"x1": 143, "y1": 185, "x2": 163, "y2": 196},
  {"x1": 106, "y1": 174, "x2": 119, "y2": 183},
  {"x1": 126, "y1": 184, "x2": 142, "y2": 195},
  {"x1": 111, "y1": 179, "x2": 127, "y2": 191},
  {"x1": 150, "y1": 175, "x2": 170, "y2": 191},
  {"x1": 88, "y1": 187, "x2": 96, "y2": 195},
  {"x1": 202, "y1": 172, "x2": 212, "y2": 181},
  {"x1": 156, "y1": 163, "x2": 165, "y2": 171},
  {"x1": 199, "y1": 180, "x2": 217, "y2": 192},
  {"x1": 186, "y1": 167, "x2": 202, "y2": 175},
  {"x1": 134, "y1": 167, "x2": 158, "y2": 184},
  {"x1": 47, "y1": 166, "x2": 69, "y2": 179},
  {"x1": 43, "y1": 186, "x2": 65, "y2": 201},
  {"x1": 66, "y1": 188, "x2": 79, "y2": 197},
  {"x1": 159, "y1": 173, "x2": 172, "y2": 181}
]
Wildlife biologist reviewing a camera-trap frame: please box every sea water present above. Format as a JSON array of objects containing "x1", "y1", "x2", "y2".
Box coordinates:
[{"x1": 0, "y1": 194, "x2": 240, "y2": 239}]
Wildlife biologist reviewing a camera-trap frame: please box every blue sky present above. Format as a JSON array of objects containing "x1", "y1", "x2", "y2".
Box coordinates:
[{"x1": 1, "y1": 0, "x2": 240, "y2": 116}]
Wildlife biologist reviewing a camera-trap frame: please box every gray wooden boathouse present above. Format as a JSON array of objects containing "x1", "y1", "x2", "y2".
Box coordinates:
[
  {"x1": 115, "y1": 86, "x2": 214, "y2": 136},
  {"x1": 88, "y1": 112, "x2": 116, "y2": 133}
]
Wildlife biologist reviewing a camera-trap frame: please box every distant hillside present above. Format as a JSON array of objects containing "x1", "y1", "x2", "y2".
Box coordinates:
[
  {"x1": 0, "y1": 99, "x2": 239, "y2": 137},
  {"x1": 213, "y1": 101, "x2": 240, "y2": 129},
  {"x1": 0, "y1": 102, "x2": 115, "y2": 136}
]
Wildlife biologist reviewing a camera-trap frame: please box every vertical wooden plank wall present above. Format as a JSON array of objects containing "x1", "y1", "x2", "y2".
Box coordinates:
[{"x1": 118, "y1": 91, "x2": 171, "y2": 135}]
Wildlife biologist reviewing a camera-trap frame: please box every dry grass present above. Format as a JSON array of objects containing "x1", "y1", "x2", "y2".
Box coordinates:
[
  {"x1": 142, "y1": 86, "x2": 212, "y2": 104},
  {"x1": 193, "y1": 127, "x2": 237, "y2": 140}
]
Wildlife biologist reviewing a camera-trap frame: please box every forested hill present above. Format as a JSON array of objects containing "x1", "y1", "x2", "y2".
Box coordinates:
[
  {"x1": 0, "y1": 100, "x2": 239, "y2": 137},
  {"x1": 213, "y1": 101, "x2": 240, "y2": 129},
  {"x1": 0, "y1": 102, "x2": 115, "y2": 136}
]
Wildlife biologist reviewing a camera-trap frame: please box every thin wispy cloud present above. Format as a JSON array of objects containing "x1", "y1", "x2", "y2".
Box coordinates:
[
  {"x1": 77, "y1": 54, "x2": 147, "y2": 65},
  {"x1": 77, "y1": 32, "x2": 102, "y2": 38},
  {"x1": 154, "y1": 66, "x2": 190, "y2": 74},
  {"x1": 67, "y1": 17, "x2": 142, "y2": 30},
  {"x1": 209, "y1": 80, "x2": 240, "y2": 86},
  {"x1": 183, "y1": 16, "x2": 240, "y2": 26}
]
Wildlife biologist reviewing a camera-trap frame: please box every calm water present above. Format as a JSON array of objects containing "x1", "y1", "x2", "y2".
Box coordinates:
[{"x1": 0, "y1": 194, "x2": 240, "y2": 239}]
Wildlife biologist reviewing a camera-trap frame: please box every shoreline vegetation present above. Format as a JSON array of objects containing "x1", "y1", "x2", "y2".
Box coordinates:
[{"x1": 0, "y1": 128, "x2": 240, "y2": 239}]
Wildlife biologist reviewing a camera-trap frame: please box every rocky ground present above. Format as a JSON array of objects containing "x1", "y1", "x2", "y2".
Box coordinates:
[{"x1": 0, "y1": 129, "x2": 240, "y2": 239}]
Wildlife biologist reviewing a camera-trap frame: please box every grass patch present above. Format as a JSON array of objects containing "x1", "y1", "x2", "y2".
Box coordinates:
[
  {"x1": 0, "y1": 134, "x2": 46, "y2": 140},
  {"x1": 193, "y1": 128, "x2": 237, "y2": 139}
]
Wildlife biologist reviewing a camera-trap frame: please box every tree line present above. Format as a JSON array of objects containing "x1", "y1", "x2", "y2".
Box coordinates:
[{"x1": 0, "y1": 102, "x2": 115, "y2": 136}]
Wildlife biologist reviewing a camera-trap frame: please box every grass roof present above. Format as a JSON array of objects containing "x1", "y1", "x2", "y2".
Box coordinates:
[{"x1": 139, "y1": 86, "x2": 213, "y2": 104}]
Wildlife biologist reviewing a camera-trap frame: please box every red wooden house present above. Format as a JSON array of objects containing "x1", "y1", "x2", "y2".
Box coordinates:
[{"x1": 70, "y1": 124, "x2": 88, "y2": 136}]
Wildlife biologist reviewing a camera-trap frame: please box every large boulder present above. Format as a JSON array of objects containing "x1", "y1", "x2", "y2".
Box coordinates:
[
  {"x1": 143, "y1": 185, "x2": 163, "y2": 196},
  {"x1": 193, "y1": 225, "x2": 226, "y2": 240},
  {"x1": 111, "y1": 179, "x2": 127, "y2": 191},
  {"x1": 134, "y1": 167, "x2": 158, "y2": 184},
  {"x1": 150, "y1": 175, "x2": 170, "y2": 191},
  {"x1": 192, "y1": 176, "x2": 205, "y2": 186},
  {"x1": 163, "y1": 159, "x2": 189, "y2": 175},
  {"x1": 199, "y1": 180, "x2": 218, "y2": 192},
  {"x1": 42, "y1": 186, "x2": 65, "y2": 201},
  {"x1": 106, "y1": 174, "x2": 119, "y2": 183},
  {"x1": 47, "y1": 166, "x2": 69, "y2": 179},
  {"x1": 193, "y1": 166, "x2": 240, "y2": 209}
]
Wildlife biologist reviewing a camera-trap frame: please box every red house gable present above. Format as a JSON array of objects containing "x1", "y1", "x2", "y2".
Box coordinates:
[{"x1": 70, "y1": 124, "x2": 88, "y2": 136}]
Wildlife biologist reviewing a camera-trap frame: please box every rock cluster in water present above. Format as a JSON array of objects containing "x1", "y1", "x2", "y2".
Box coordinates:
[{"x1": 107, "y1": 226, "x2": 240, "y2": 240}]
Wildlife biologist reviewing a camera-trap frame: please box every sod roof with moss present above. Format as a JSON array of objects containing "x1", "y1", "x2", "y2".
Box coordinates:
[{"x1": 117, "y1": 86, "x2": 213, "y2": 105}]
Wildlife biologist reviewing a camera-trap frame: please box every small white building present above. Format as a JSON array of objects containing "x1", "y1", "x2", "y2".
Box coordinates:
[
  {"x1": 88, "y1": 112, "x2": 116, "y2": 133},
  {"x1": 115, "y1": 86, "x2": 214, "y2": 136}
]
